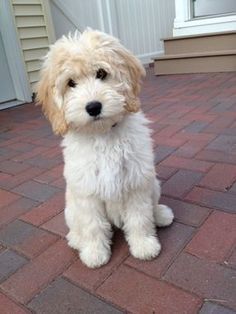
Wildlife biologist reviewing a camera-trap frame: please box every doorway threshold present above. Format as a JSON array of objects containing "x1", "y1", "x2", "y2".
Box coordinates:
[{"x1": 0, "y1": 100, "x2": 25, "y2": 110}]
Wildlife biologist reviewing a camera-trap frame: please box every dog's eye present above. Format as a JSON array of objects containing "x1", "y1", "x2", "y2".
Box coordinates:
[
  {"x1": 68, "y1": 79, "x2": 76, "y2": 88},
  {"x1": 96, "y1": 68, "x2": 107, "y2": 80}
]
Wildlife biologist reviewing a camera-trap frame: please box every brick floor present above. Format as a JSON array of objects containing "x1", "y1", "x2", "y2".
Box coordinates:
[{"x1": 0, "y1": 68, "x2": 236, "y2": 313}]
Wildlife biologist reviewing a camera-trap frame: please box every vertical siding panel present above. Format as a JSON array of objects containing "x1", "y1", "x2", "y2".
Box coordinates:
[
  {"x1": 50, "y1": 0, "x2": 176, "y2": 63},
  {"x1": 11, "y1": 0, "x2": 55, "y2": 91}
]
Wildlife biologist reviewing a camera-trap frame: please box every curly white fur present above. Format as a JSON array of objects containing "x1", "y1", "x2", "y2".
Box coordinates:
[{"x1": 37, "y1": 29, "x2": 174, "y2": 268}]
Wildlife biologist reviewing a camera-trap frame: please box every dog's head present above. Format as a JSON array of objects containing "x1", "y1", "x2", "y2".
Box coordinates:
[{"x1": 36, "y1": 29, "x2": 145, "y2": 135}]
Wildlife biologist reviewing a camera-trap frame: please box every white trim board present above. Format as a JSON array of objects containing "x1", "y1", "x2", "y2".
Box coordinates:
[
  {"x1": 0, "y1": 1, "x2": 32, "y2": 103},
  {"x1": 0, "y1": 100, "x2": 25, "y2": 111},
  {"x1": 137, "y1": 50, "x2": 164, "y2": 64}
]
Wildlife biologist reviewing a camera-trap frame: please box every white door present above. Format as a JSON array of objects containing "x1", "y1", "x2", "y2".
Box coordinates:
[{"x1": 0, "y1": 31, "x2": 16, "y2": 104}]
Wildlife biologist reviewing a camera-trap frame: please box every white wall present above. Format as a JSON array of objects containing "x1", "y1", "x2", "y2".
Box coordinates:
[{"x1": 50, "y1": 0, "x2": 175, "y2": 63}]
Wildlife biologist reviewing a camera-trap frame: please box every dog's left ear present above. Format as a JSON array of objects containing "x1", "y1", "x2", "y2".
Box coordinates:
[{"x1": 117, "y1": 47, "x2": 146, "y2": 113}]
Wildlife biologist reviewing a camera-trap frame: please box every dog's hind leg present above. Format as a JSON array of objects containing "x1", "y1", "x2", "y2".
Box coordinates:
[{"x1": 153, "y1": 178, "x2": 174, "y2": 227}]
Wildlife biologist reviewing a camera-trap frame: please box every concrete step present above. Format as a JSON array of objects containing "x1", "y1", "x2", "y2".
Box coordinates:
[
  {"x1": 163, "y1": 31, "x2": 236, "y2": 55},
  {"x1": 154, "y1": 50, "x2": 236, "y2": 75}
]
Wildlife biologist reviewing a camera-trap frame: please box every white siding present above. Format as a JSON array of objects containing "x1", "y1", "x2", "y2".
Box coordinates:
[
  {"x1": 11, "y1": 0, "x2": 55, "y2": 91},
  {"x1": 50, "y1": 0, "x2": 175, "y2": 63}
]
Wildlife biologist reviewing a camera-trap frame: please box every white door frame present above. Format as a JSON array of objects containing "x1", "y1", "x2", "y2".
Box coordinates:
[{"x1": 0, "y1": 0, "x2": 32, "y2": 104}]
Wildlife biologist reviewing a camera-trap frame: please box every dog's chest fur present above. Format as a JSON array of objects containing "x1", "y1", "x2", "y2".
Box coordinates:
[{"x1": 62, "y1": 112, "x2": 155, "y2": 201}]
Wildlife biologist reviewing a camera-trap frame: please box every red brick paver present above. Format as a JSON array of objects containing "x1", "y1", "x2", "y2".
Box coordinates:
[{"x1": 1, "y1": 69, "x2": 236, "y2": 313}]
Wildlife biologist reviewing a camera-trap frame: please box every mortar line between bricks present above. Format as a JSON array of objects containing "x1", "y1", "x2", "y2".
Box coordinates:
[
  {"x1": 197, "y1": 181, "x2": 236, "y2": 193},
  {"x1": 0, "y1": 248, "x2": 30, "y2": 283},
  {"x1": 157, "y1": 168, "x2": 179, "y2": 182},
  {"x1": 195, "y1": 152, "x2": 236, "y2": 166},
  {"x1": 124, "y1": 263, "x2": 203, "y2": 306},
  {"x1": 22, "y1": 252, "x2": 78, "y2": 305},
  {"x1": 0, "y1": 289, "x2": 33, "y2": 313},
  {"x1": 3, "y1": 217, "x2": 63, "y2": 242},
  {"x1": 94, "y1": 252, "x2": 131, "y2": 291},
  {"x1": 201, "y1": 113, "x2": 236, "y2": 132},
  {"x1": 18, "y1": 207, "x2": 65, "y2": 229},
  {"x1": 159, "y1": 231, "x2": 199, "y2": 278},
  {"x1": 0, "y1": 186, "x2": 46, "y2": 206},
  {"x1": 0, "y1": 238, "x2": 68, "y2": 284},
  {"x1": 60, "y1": 276, "x2": 128, "y2": 313},
  {"x1": 162, "y1": 178, "x2": 204, "y2": 202},
  {"x1": 159, "y1": 194, "x2": 215, "y2": 225},
  {"x1": 224, "y1": 243, "x2": 236, "y2": 266},
  {"x1": 159, "y1": 225, "x2": 207, "y2": 279},
  {"x1": 174, "y1": 137, "x2": 217, "y2": 160},
  {"x1": 182, "y1": 193, "x2": 235, "y2": 214}
]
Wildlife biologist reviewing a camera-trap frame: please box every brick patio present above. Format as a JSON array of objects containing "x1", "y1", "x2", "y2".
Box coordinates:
[{"x1": 0, "y1": 68, "x2": 236, "y2": 313}]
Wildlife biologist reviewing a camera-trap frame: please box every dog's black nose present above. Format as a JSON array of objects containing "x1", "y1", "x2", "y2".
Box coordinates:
[{"x1": 86, "y1": 101, "x2": 102, "y2": 117}]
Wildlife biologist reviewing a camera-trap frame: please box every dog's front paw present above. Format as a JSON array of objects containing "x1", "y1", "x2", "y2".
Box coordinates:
[
  {"x1": 80, "y1": 244, "x2": 111, "y2": 268},
  {"x1": 130, "y1": 236, "x2": 161, "y2": 260},
  {"x1": 66, "y1": 231, "x2": 80, "y2": 250}
]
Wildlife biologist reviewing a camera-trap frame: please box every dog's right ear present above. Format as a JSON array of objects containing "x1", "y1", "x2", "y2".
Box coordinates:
[{"x1": 36, "y1": 61, "x2": 68, "y2": 136}]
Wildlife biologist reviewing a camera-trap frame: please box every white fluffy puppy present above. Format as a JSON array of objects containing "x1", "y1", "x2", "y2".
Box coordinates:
[{"x1": 37, "y1": 29, "x2": 174, "y2": 268}]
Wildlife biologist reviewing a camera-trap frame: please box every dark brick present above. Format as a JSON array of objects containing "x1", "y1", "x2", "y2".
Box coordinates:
[
  {"x1": 155, "y1": 165, "x2": 177, "y2": 180},
  {"x1": 10, "y1": 142, "x2": 36, "y2": 153},
  {"x1": 208, "y1": 135, "x2": 236, "y2": 154},
  {"x1": 20, "y1": 192, "x2": 64, "y2": 226},
  {"x1": 162, "y1": 169, "x2": 203, "y2": 198},
  {"x1": 0, "y1": 250, "x2": 27, "y2": 282},
  {"x1": 0, "y1": 167, "x2": 44, "y2": 190},
  {"x1": 0, "y1": 197, "x2": 38, "y2": 228},
  {"x1": 154, "y1": 145, "x2": 176, "y2": 164},
  {"x1": 98, "y1": 265, "x2": 201, "y2": 314},
  {"x1": 125, "y1": 222, "x2": 194, "y2": 278},
  {"x1": 12, "y1": 180, "x2": 60, "y2": 202},
  {"x1": 185, "y1": 187, "x2": 236, "y2": 213},
  {"x1": 199, "y1": 302, "x2": 236, "y2": 314},
  {"x1": 1, "y1": 239, "x2": 76, "y2": 303},
  {"x1": 161, "y1": 155, "x2": 213, "y2": 172},
  {"x1": 24, "y1": 155, "x2": 61, "y2": 169},
  {"x1": 34, "y1": 165, "x2": 63, "y2": 184},
  {"x1": 12, "y1": 146, "x2": 49, "y2": 162},
  {"x1": 0, "y1": 220, "x2": 58, "y2": 258},
  {"x1": 174, "y1": 140, "x2": 209, "y2": 158},
  {"x1": 29, "y1": 277, "x2": 123, "y2": 314},
  {"x1": 50, "y1": 177, "x2": 65, "y2": 189},
  {"x1": 0, "y1": 160, "x2": 30, "y2": 175},
  {"x1": 64, "y1": 231, "x2": 129, "y2": 291},
  {"x1": 184, "y1": 121, "x2": 208, "y2": 133},
  {"x1": 160, "y1": 196, "x2": 211, "y2": 226},
  {"x1": 164, "y1": 252, "x2": 236, "y2": 311}
]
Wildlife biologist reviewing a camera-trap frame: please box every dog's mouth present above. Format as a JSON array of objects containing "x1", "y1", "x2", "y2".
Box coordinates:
[{"x1": 93, "y1": 116, "x2": 101, "y2": 121}]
